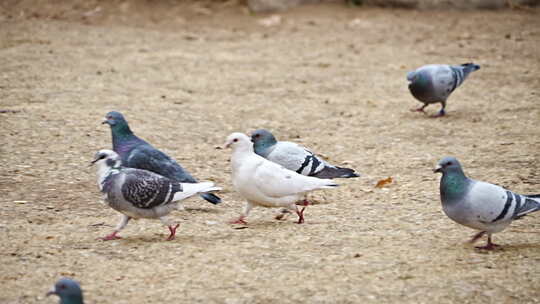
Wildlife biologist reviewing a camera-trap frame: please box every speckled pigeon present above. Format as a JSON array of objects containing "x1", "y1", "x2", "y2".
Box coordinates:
[
  {"x1": 434, "y1": 156, "x2": 540, "y2": 250},
  {"x1": 103, "y1": 111, "x2": 221, "y2": 205},
  {"x1": 407, "y1": 63, "x2": 480, "y2": 116},
  {"x1": 224, "y1": 132, "x2": 338, "y2": 224},
  {"x1": 92, "y1": 149, "x2": 221, "y2": 241},
  {"x1": 250, "y1": 129, "x2": 359, "y2": 179},
  {"x1": 46, "y1": 278, "x2": 84, "y2": 304}
]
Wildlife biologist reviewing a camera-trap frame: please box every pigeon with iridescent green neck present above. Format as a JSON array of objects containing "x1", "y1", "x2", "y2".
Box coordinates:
[
  {"x1": 408, "y1": 63, "x2": 480, "y2": 116},
  {"x1": 434, "y1": 156, "x2": 540, "y2": 250},
  {"x1": 103, "y1": 111, "x2": 221, "y2": 205},
  {"x1": 251, "y1": 129, "x2": 359, "y2": 179},
  {"x1": 46, "y1": 278, "x2": 84, "y2": 304}
]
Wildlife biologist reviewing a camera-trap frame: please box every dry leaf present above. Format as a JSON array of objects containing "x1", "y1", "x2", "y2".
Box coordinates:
[{"x1": 375, "y1": 177, "x2": 393, "y2": 188}]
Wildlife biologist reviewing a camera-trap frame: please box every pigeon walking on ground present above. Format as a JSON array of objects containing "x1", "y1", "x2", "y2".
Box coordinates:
[
  {"x1": 103, "y1": 111, "x2": 221, "y2": 205},
  {"x1": 224, "y1": 132, "x2": 338, "y2": 224},
  {"x1": 251, "y1": 129, "x2": 360, "y2": 179},
  {"x1": 407, "y1": 63, "x2": 480, "y2": 117},
  {"x1": 434, "y1": 156, "x2": 540, "y2": 250},
  {"x1": 91, "y1": 149, "x2": 221, "y2": 241},
  {"x1": 46, "y1": 278, "x2": 84, "y2": 304}
]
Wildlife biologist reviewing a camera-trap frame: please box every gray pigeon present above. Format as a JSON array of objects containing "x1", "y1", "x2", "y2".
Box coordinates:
[
  {"x1": 46, "y1": 278, "x2": 84, "y2": 304},
  {"x1": 103, "y1": 111, "x2": 221, "y2": 205},
  {"x1": 251, "y1": 129, "x2": 360, "y2": 179},
  {"x1": 91, "y1": 149, "x2": 221, "y2": 241},
  {"x1": 434, "y1": 156, "x2": 540, "y2": 250},
  {"x1": 407, "y1": 63, "x2": 480, "y2": 116}
]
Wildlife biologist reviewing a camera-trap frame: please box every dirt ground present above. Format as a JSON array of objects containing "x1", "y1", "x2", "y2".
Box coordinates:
[{"x1": 1, "y1": 1, "x2": 539, "y2": 303}]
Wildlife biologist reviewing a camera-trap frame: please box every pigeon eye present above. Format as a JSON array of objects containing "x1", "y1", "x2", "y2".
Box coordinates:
[
  {"x1": 446, "y1": 161, "x2": 452, "y2": 166},
  {"x1": 254, "y1": 134, "x2": 260, "y2": 138},
  {"x1": 233, "y1": 138, "x2": 238, "y2": 142},
  {"x1": 59, "y1": 284, "x2": 66, "y2": 290}
]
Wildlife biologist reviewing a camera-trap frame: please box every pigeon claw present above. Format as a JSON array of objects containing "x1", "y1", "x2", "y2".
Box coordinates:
[
  {"x1": 229, "y1": 217, "x2": 247, "y2": 225},
  {"x1": 98, "y1": 231, "x2": 122, "y2": 241},
  {"x1": 166, "y1": 224, "x2": 180, "y2": 241},
  {"x1": 475, "y1": 243, "x2": 501, "y2": 251}
]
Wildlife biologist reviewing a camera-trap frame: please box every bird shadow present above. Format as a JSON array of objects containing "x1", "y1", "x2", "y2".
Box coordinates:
[
  {"x1": 499, "y1": 242, "x2": 540, "y2": 251},
  {"x1": 183, "y1": 207, "x2": 222, "y2": 214}
]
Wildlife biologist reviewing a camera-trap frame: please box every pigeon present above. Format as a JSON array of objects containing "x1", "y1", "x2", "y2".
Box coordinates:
[
  {"x1": 250, "y1": 129, "x2": 360, "y2": 179},
  {"x1": 46, "y1": 278, "x2": 84, "y2": 304},
  {"x1": 407, "y1": 63, "x2": 480, "y2": 116},
  {"x1": 434, "y1": 156, "x2": 540, "y2": 250},
  {"x1": 103, "y1": 111, "x2": 221, "y2": 205},
  {"x1": 224, "y1": 132, "x2": 339, "y2": 224},
  {"x1": 91, "y1": 149, "x2": 221, "y2": 241}
]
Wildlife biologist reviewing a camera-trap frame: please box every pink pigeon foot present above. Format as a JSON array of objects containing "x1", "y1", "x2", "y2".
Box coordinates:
[
  {"x1": 98, "y1": 231, "x2": 122, "y2": 241},
  {"x1": 229, "y1": 217, "x2": 247, "y2": 225},
  {"x1": 410, "y1": 105, "x2": 427, "y2": 114},
  {"x1": 166, "y1": 224, "x2": 180, "y2": 241}
]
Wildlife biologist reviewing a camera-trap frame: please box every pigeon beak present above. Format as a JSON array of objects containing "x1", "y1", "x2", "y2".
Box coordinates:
[
  {"x1": 46, "y1": 286, "x2": 56, "y2": 297},
  {"x1": 101, "y1": 119, "x2": 109, "y2": 125},
  {"x1": 89, "y1": 158, "x2": 99, "y2": 167},
  {"x1": 433, "y1": 165, "x2": 442, "y2": 173}
]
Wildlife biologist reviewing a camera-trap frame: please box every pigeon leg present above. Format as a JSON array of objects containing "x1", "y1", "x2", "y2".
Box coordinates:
[
  {"x1": 475, "y1": 234, "x2": 501, "y2": 251},
  {"x1": 468, "y1": 231, "x2": 486, "y2": 244},
  {"x1": 160, "y1": 217, "x2": 179, "y2": 241},
  {"x1": 431, "y1": 101, "x2": 446, "y2": 117},
  {"x1": 230, "y1": 201, "x2": 253, "y2": 224},
  {"x1": 166, "y1": 224, "x2": 180, "y2": 241},
  {"x1": 410, "y1": 103, "x2": 428, "y2": 114},
  {"x1": 98, "y1": 214, "x2": 130, "y2": 241},
  {"x1": 294, "y1": 200, "x2": 309, "y2": 224}
]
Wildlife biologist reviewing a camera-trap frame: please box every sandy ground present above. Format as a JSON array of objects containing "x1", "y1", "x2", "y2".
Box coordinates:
[{"x1": 1, "y1": 1, "x2": 540, "y2": 303}]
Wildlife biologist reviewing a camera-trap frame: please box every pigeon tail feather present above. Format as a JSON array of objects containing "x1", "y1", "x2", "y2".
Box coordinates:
[
  {"x1": 200, "y1": 192, "x2": 222, "y2": 204},
  {"x1": 312, "y1": 166, "x2": 360, "y2": 179},
  {"x1": 173, "y1": 182, "x2": 221, "y2": 202},
  {"x1": 515, "y1": 195, "x2": 540, "y2": 218}
]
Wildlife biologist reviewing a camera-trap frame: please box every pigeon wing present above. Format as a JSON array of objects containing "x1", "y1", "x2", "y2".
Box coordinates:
[
  {"x1": 269, "y1": 142, "x2": 325, "y2": 176},
  {"x1": 251, "y1": 160, "x2": 329, "y2": 198},
  {"x1": 121, "y1": 168, "x2": 181, "y2": 209},
  {"x1": 126, "y1": 145, "x2": 197, "y2": 183}
]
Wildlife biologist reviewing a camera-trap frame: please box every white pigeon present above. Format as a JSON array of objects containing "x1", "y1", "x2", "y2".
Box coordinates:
[
  {"x1": 435, "y1": 156, "x2": 540, "y2": 250},
  {"x1": 91, "y1": 149, "x2": 221, "y2": 241},
  {"x1": 224, "y1": 132, "x2": 339, "y2": 224}
]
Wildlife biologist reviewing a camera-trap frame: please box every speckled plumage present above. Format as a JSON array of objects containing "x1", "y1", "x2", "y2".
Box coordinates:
[
  {"x1": 92, "y1": 150, "x2": 220, "y2": 240},
  {"x1": 435, "y1": 156, "x2": 540, "y2": 249},
  {"x1": 103, "y1": 111, "x2": 221, "y2": 205}
]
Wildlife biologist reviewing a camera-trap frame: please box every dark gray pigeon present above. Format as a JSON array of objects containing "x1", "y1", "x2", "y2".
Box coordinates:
[
  {"x1": 407, "y1": 63, "x2": 480, "y2": 116},
  {"x1": 434, "y1": 156, "x2": 540, "y2": 250},
  {"x1": 46, "y1": 278, "x2": 84, "y2": 304},
  {"x1": 251, "y1": 129, "x2": 360, "y2": 179},
  {"x1": 92, "y1": 149, "x2": 221, "y2": 241},
  {"x1": 103, "y1": 111, "x2": 221, "y2": 205}
]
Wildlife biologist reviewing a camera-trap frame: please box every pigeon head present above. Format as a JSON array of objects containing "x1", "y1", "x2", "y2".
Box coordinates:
[
  {"x1": 224, "y1": 132, "x2": 253, "y2": 151},
  {"x1": 250, "y1": 129, "x2": 277, "y2": 152},
  {"x1": 434, "y1": 157, "x2": 463, "y2": 174},
  {"x1": 91, "y1": 149, "x2": 121, "y2": 169},
  {"x1": 460, "y1": 62, "x2": 480, "y2": 72},
  {"x1": 46, "y1": 278, "x2": 84, "y2": 304},
  {"x1": 103, "y1": 111, "x2": 132, "y2": 135}
]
